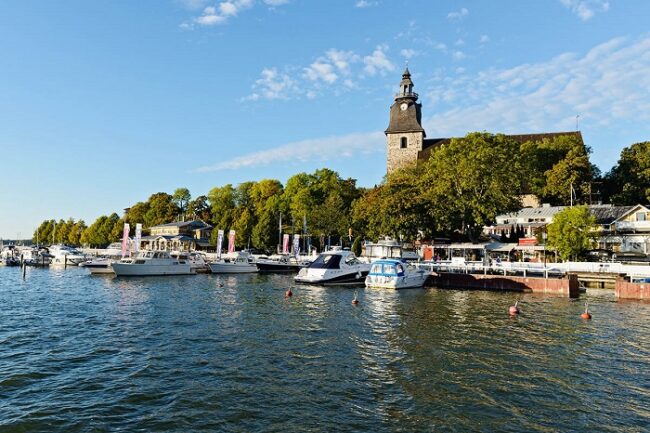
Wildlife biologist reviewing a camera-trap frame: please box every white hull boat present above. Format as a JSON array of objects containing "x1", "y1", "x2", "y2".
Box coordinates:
[
  {"x1": 48, "y1": 244, "x2": 87, "y2": 266},
  {"x1": 80, "y1": 258, "x2": 116, "y2": 275},
  {"x1": 365, "y1": 259, "x2": 429, "y2": 289},
  {"x1": 295, "y1": 249, "x2": 370, "y2": 285},
  {"x1": 112, "y1": 251, "x2": 194, "y2": 276},
  {"x1": 208, "y1": 251, "x2": 257, "y2": 274}
]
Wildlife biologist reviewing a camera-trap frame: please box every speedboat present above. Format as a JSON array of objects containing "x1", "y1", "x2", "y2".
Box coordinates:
[
  {"x1": 294, "y1": 249, "x2": 371, "y2": 285},
  {"x1": 47, "y1": 244, "x2": 87, "y2": 266},
  {"x1": 256, "y1": 254, "x2": 307, "y2": 273},
  {"x1": 208, "y1": 251, "x2": 258, "y2": 274},
  {"x1": 112, "y1": 250, "x2": 194, "y2": 276},
  {"x1": 365, "y1": 259, "x2": 430, "y2": 289},
  {"x1": 79, "y1": 257, "x2": 116, "y2": 275}
]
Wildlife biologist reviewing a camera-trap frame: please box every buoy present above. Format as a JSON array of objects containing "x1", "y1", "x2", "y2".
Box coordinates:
[
  {"x1": 509, "y1": 300, "x2": 520, "y2": 316},
  {"x1": 352, "y1": 290, "x2": 359, "y2": 305},
  {"x1": 285, "y1": 288, "x2": 293, "y2": 298},
  {"x1": 581, "y1": 302, "x2": 592, "y2": 320}
]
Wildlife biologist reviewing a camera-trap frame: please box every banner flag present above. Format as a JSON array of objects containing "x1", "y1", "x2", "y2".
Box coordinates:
[
  {"x1": 228, "y1": 230, "x2": 236, "y2": 253},
  {"x1": 216, "y1": 229, "x2": 224, "y2": 259},
  {"x1": 282, "y1": 234, "x2": 290, "y2": 254},
  {"x1": 135, "y1": 223, "x2": 142, "y2": 252},
  {"x1": 293, "y1": 234, "x2": 300, "y2": 258},
  {"x1": 121, "y1": 223, "x2": 130, "y2": 258}
]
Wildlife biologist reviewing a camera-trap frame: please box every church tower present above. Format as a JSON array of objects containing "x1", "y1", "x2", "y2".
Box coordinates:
[{"x1": 385, "y1": 67, "x2": 425, "y2": 174}]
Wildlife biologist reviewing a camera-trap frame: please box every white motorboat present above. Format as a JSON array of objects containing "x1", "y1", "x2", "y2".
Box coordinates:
[
  {"x1": 79, "y1": 257, "x2": 116, "y2": 275},
  {"x1": 47, "y1": 244, "x2": 87, "y2": 266},
  {"x1": 171, "y1": 251, "x2": 210, "y2": 274},
  {"x1": 365, "y1": 259, "x2": 430, "y2": 289},
  {"x1": 112, "y1": 250, "x2": 194, "y2": 276},
  {"x1": 256, "y1": 254, "x2": 307, "y2": 273},
  {"x1": 19, "y1": 247, "x2": 52, "y2": 267},
  {"x1": 208, "y1": 251, "x2": 258, "y2": 274},
  {"x1": 0, "y1": 245, "x2": 21, "y2": 266},
  {"x1": 295, "y1": 249, "x2": 371, "y2": 285}
]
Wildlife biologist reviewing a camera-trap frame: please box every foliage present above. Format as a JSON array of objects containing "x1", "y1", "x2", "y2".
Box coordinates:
[
  {"x1": 172, "y1": 188, "x2": 191, "y2": 219},
  {"x1": 546, "y1": 206, "x2": 598, "y2": 261},
  {"x1": 604, "y1": 141, "x2": 650, "y2": 205},
  {"x1": 351, "y1": 236, "x2": 362, "y2": 256},
  {"x1": 80, "y1": 213, "x2": 122, "y2": 247}
]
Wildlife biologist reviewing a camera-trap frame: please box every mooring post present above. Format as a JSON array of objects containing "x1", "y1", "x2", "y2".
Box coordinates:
[
  {"x1": 64, "y1": 254, "x2": 67, "y2": 270},
  {"x1": 22, "y1": 262, "x2": 26, "y2": 280}
]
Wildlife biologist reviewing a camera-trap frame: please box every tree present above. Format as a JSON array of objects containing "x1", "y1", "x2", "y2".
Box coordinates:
[
  {"x1": 604, "y1": 141, "x2": 650, "y2": 205},
  {"x1": 188, "y1": 195, "x2": 210, "y2": 221},
  {"x1": 125, "y1": 201, "x2": 149, "y2": 230},
  {"x1": 144, "y1": 193, "x2": 178, "y2": 228},
  {"x1": 208, "y1": 184, "x2": 236, "y2": 232},
  {"x1": 541, "y1": 145, "x2": 594, "y2": 205},
  {"x1": 421, "y1": 132, "x2": 525, "y2": 240},
  {"x1": 172, "y1": 187, "x2": 191, "y2": 220},
  {"x1": 546, "y1": 206, "x2": 598, "y2": 261}
]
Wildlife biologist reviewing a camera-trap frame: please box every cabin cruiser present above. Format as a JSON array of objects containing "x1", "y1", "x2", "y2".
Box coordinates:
[
  {"x1": 79, "y1": 257, "x2": 117, "y2": 275},
  {"x1": 294, "y1": 249, "x2": 371, "y2": 285},
  {"x1": 256, "y1": 254, "x2": 307, "y2": 273},
  {"x1": 171, "y1": 251, "x2": 210, "y2": 274},
  {"x1": 208, "y1": 251, "x2": 258, "y2": 274},
  {"x1": 112, "y1": 250, "x2": 194, "y2": 276},
  {"x1": 47, "y1": 244, "x2": 87, "y2": 266},
  {"x1": 365, "y1": 259, "x2": 430, "y2": 289},
  {"x1": 0, "y1": 245, "x2": 21, "y2": 266},
  {"x1": 19, "y1": 247, "x2": 52, "y2": 267}
]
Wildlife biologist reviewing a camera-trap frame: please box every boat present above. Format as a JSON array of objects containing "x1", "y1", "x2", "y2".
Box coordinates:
[
  {"x1": 79, "y1": 257, "x2": 116, "y2": 275},
  {"x1": 20, "y1": 247, "x2": 52, "y2": 267},
  {"x1": 363, "y1": 237, "x2": 419, "y2": 261},
  {"x1": 0, "y1": 245, "x2": 21, "y2": 266},
  {"x1": 171, "y1": 251, "x2": 210, "y2": 274},
  {"x1": 47, "y1": 244, "x2": 87, "y2": 266},
  {"x1": 208, "y1": 251, "x2": 258, "y2": 274},
  {"x1": 365, "y1": 258, "x2": 430, "y2": 289},
  {"x1": 111, "y1": 250, "x2": 194, "y2": 276},
  {"x1": 256, "y1": 254, "x2": 307, "y2": 273},
  {"x1": 294, "y1": 249, "x2": 371, "y2": 285}
]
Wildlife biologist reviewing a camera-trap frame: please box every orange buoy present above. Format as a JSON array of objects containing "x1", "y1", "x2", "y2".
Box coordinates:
[
  {"x1": 581, "y1": 302, "x2": 592, "y2": 320},
  {"x1": 509, "y1": 300, "x2": 520, "y2": 316},
  {"x1": 285, "y1": 288, "x2": 293, "y2": 298},
  {"x1": 352, "y1": 290, "x2": 359, "y2": 305}
]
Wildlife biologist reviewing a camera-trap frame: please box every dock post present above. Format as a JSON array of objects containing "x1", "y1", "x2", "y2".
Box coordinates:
[
  {"x1": 22, "y1": 262, "x2": 26, "y2": 280},
  {"x1": 64, "y1": 254, "x2": 67, "y2": 270}
]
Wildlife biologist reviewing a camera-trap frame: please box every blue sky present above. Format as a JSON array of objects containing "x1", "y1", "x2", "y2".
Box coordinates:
[{"x1": 1, "y1": 0, "x2": 649, "y2": 239}]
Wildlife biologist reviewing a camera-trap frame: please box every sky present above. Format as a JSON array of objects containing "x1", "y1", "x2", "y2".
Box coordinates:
[{"x1": 1, "y1": 0, "x2": 650, "y2": 239}]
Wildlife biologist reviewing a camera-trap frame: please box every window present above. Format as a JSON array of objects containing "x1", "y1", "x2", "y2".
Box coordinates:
[
  {"x1": 400, "y1": 137, "x2": 408, "y2": 148},
  {"x1": 636, "y1": 212, "x2": 647, "y2": 222}
]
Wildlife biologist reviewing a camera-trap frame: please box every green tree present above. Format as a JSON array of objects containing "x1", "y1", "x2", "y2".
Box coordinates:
[
  {"x1": 208, "y1": 184, "x2": 236, "y2": 231},
  {"x1": 604, "y1": 141, "x2": 650, "y2": 205},
  {"x1": 546, "y1": 205, "x2": 598, "y2": 261},
  {"x1": 542, "y1": 145, "x2": 594, "y2": 205},
  {"x1": 144, "y1": 193, "x2": 178, "y2": 227},
  {"x1": 172, "y1": 187, "x2": 191, "y2": 220},
  {"x1": 188, "y1": 195, "x2": 210, "y2": 221},
  {"x1": 422, "y1": 132, "x2": 525, "y2": 240},
  {"x1": 125, "y1": 201, "x2": 149, "y2": 229},
  {"x1": 67, "y1": 220, "x2": 87, "y2": 246}
]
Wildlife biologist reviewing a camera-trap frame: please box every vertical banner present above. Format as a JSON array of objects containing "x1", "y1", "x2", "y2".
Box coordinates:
[
  {"x1": 216, "y1": 230, "x2": 224, "y2": 259},
  {"x1": 228, "y1": 230, "x2": 236, "y2": 253},
  {"x1": 282, "y1": 234, "x2": 290, "y2": 254},
  {"x1": 293, "y1": 234, "x2": 300, "y2": 258},
  {"x1": 121, "y1": 223, "x2": 130, "y2": 258},
  {"x1": 135, "y1": 223, "x2": 142, "y2": 253}
]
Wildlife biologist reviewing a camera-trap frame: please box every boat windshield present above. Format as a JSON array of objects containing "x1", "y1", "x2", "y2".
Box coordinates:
[{"x1": 308, "y1": 254, "x2": 342, "y2": 270}]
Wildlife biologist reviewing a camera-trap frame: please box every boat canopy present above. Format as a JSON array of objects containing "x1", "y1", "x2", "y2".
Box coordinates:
[{"x1": 369, "y1": 259, "x2": 406, "y2": 277}]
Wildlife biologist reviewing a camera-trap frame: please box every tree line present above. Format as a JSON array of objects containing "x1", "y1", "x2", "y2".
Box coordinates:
[{"x1": 32, "y1": 133, "x2": 649, "y2": 250}]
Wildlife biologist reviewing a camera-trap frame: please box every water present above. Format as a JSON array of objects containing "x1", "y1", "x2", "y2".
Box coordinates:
[{"x1": 1, "y1": 266, "x2": 649, "y2": 432}]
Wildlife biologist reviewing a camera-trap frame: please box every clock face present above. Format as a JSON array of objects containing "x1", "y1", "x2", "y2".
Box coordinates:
[{"x1": 400, "y1": 103, "x2": 408, "y2": 111}]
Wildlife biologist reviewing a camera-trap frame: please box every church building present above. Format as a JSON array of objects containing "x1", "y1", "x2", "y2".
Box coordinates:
[{"x1": 385, "y1": 68, "x2": 583, "y2": 174}]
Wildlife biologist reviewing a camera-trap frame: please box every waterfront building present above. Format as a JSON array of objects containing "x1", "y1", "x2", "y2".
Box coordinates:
[
  {"x1": 385, "y1": 68, "x2": 583, "y2": 174},
  {"x1": 140, "y1": 220, "x2": 212, "y2": 251}
]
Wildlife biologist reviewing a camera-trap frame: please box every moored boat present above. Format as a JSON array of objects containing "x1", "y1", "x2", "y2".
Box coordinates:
[
  {"x1": 365, "y1": 258, "x2": 430, "y2": 289},
  {"x1": 294, "y1": 249, "x2": 370, "y2": 285},
  {"x1": 80, "y1": 257, "x2": 116, "y2": 275},
  {"x1": 208, "y1": 251, "x2": 258, "y2": 274},
  {"x1": 112, "y1": 250, "x2": 194, "y2": 276},
  {"x1": 171, "y1": 251, "x2": 210, "y2": 274},
  {"x1": 256, "y1": 254, "x2": 307, "y2": 273},
  {"x1": 47, "y1": 244, "x2": 87, "y2": 266}
]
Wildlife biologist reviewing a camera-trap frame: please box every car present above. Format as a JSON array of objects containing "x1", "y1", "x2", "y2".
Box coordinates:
[
  {"x1": 612, "y1": 251, "x2": 650, "y2": 263},
  {"x1": 585, "y1": 249, "x2": 613, "y2": 262}
]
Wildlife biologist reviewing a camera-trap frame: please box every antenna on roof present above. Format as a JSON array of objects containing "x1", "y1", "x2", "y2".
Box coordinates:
[{"x1": 576, "y1": 114, "x2": 580, "y2": 131}]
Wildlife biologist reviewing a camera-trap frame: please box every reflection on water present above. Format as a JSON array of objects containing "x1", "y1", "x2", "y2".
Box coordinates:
[{"x1": 1, "y1": 266, "x2": 649, "y2": 432}]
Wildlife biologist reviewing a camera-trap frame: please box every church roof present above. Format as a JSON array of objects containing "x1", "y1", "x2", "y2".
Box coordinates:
[
  {"x1": 418, "y1": 131, "x2": 584, "y2": 161},
  {"x1": 385, "y1": 102, "x2": 425, "y2": 134}
]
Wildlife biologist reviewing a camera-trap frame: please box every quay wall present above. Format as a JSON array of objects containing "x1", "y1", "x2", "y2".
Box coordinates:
[
  {"x1": 615, "y1": 278, "x2": 650, "y2": 300},
  {"x1": 429, "y1": 273, "x2": 579, "y2": 298}
]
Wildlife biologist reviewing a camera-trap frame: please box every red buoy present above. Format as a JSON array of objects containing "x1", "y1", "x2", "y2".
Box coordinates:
[
  {"x1": 581, "y1": 302, "x2": 592, "y2": 320},
  {"x1": 285, "y1": 288, "x2": 293, "y2": 298},
  {"x1": 509, "y1": 301, "x2": 520, "y2": 316},
  {"x1": 352, "y1": 298, "x2": 359, "y2": 305}
]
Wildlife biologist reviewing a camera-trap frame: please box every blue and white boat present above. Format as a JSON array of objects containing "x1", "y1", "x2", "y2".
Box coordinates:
[{"x1": 365, "y1": 259, "x2": 429, "y2": 289}]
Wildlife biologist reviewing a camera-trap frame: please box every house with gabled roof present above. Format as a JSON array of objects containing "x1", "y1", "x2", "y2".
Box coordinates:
[{"x1": 140, "y1": 220, "x2": 213, "y2": 251}]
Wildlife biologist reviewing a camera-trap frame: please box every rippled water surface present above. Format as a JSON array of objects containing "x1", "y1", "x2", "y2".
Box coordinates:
[{"x1": 1, "y1": 266, "x2": 649, "y2": 432}]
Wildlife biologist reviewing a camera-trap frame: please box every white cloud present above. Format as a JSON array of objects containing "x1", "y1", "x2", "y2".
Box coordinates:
[
  {"x1": 559, "y1": 0, "x2": 609, "y2": 21},
  {"x1": 363, "y1": 45, "x2": 395, "y2": 76},
  {"x1": 355, "y1": 0, "x2": 378, "y2": 7},
  {"x1": 447, "y1": 7, "x2": 468, "y2": 21},
  {"x1": 400, "y1": 48, "x2": 418, "y2": 59},
  {"x1": 195, "y1": 131, "x2": 384, "y2": 172},
  {"x1": 326, "y1": 49, "x2": 359, "y2": 74},
  {"x1": 423, "y1": 36, "x2": 650, "y2": 137},
  {"x1": 479, "y1": 35, "x2": 490, "y2": 44},
  {"x1": 452, "y1": 50, "x2": 466, "y2": 61},
  {"x1": 244, "y1": 67, "x2": 298, "y2": 101},
  {"x1": 189, "y1": 0, "x2": 285, "y2": 27},
  {"x1": 304, "y1": 61, "x2": 338, "y2": 84}
]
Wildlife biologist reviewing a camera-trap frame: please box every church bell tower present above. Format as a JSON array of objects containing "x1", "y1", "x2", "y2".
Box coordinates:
[{"x1": 385, "y1": 67, "x2": 425, "y2": 174}]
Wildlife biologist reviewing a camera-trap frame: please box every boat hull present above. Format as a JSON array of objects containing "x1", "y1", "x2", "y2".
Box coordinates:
[
  {"x1": 295, "y1": 270, "x2": 369, "y2": 286},
  {"x1": 112, "y1": 263, "x2": 194, "y2": 276},
  {"x1": 256, "y1": 262, "x2": 302, "y2": 273},
  {"x1": 365, "y1": 272, "x2": 429, "y2": 289},
  {"x1": 208, "y1": 262, "x2": 258, "y2": 273}
]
